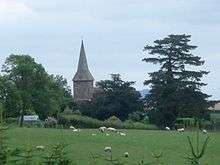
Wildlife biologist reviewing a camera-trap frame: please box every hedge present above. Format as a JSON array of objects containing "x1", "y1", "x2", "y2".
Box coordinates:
[{"x1": 58, "y1": 114, "x2": 158, "y2": 130}]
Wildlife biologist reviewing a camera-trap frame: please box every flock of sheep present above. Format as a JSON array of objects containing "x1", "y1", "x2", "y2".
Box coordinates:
[
  {"x1": 35, "y1": 126, "x2": 208, "y2": 158},
  {"x1": 69, "y1": 125, "x2": 208, "y2": 135},
  {"x1": 165, "y1": 126, "x2": 207, "y2": 134},
  {"x1": 69, "y1": 126, "x2": 127, "y2": 136}
]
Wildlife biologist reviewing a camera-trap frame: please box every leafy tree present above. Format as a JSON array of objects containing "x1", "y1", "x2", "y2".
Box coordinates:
[
  {"x1": 82, "y1": 74, "x2": 143, "y2": 121},
  {"x1": 1, "y1": 54, "x2": 73, "y2": 126},
  {"x1": 0, "y1": 76, "x2": 22, "y2": 118},
  {"x1": 39, "y1": 75, "x2": 74, "y2": 117},
  {"x1": 143, "y1": 34, "x2": 210, "y2": 127},
  {"x1": 2, "y1": 55, "x2": 45, "y2": 126}
]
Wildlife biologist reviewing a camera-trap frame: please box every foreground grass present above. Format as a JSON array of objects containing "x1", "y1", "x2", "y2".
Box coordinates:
[{"x1": 6, "y1": 127, "x2": 220, "y2": 165}]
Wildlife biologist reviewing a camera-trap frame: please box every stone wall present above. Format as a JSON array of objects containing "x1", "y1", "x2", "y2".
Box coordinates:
[{"x1": 73, "y1": 80, "x2": 94, "y2": 101}]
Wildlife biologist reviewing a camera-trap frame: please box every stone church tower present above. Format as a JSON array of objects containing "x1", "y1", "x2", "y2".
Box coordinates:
[{"x1": 73, "y1": 41, "x2": 94, "y2": 102}]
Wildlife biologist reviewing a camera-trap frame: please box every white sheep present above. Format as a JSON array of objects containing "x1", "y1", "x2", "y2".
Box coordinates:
[
  {"x1": 69, "y1": 126, "x2": 76, "y2": 130},
  {"x1": 104, "y1": 146, "x2": 112, "y2": 152},
  {"x1": 36, "y1": 145, "x2": 45, "y2": 150},
  {"x1": 177, "y1": 128, "x2": 184, "y2": 133},
  {"x1": 165, "y1": 126, "x2": 171, "y2": 131},
  {"x1": 120, "y1": 132, "x2": 126, "y2": 136},
  {"x1": 72, "y1": 129, "x2": 80, "y2": 132},
  {"x1": 107, "y1": 127, "x2": 117, "y2": 132},
  {"x1": 99, "y1": 126, "x2": 107, "y2": 133},
  {"x1": 202, "y1": 129, "x2": 207, "y2": 134},
  {"x1": 92, "y1": 133, "x2": 96, "y2": 136},
  {"x1": 106, "y1": 133, "x2": 110, "y2": 136}
]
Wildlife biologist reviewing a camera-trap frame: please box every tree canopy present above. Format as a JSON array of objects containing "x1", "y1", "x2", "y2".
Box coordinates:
[
  {"x1": 143, "y1": 34, "x2": 210, "y2": 127},
  {"x1": 0, "y1": 54, "x2": 73, "y2": 125},
  {"x1": 81, "y1": 74, "x2": 143, "y2": 121}
]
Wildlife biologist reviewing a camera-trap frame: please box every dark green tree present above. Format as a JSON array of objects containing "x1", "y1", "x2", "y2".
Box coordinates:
[
  {"x1": 143, "y1": 34, "x2": 210, "y2": 127},
  {"x1": 83, "y1": 74, "x2": 143, "y2": 121}
]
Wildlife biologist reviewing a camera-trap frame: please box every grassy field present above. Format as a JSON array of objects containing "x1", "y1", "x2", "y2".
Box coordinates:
[{"x1": 6, "y1": 127, "x2": 220, "y2": 165}]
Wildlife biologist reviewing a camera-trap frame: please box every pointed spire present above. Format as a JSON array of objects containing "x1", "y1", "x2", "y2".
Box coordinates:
[{"x1": 73, "y1": 40, "x2": 94, "y2": 81}]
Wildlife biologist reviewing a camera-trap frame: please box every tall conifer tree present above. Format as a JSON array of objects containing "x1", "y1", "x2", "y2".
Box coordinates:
[{"x1": 143, "y1": 34, "x2": 210, "y2": 127}]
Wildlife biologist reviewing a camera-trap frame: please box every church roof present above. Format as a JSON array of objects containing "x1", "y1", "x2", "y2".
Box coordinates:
[{"x1": 73, "y1": 41, "x2": 94, "y2": 81}]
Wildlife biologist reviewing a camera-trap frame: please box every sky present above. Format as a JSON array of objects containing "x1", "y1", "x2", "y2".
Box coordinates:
[{"x1": 0, "y1": 0, "x2": 220, "y2": 99}]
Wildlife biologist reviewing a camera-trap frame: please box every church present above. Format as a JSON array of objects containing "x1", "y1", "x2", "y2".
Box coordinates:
[{"x1": 72, "y1": 41, "x2": 94, "y2": 102}]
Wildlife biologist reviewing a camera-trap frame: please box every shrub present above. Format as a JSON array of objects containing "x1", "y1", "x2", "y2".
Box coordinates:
[
  {"x1": 133, "y1": 122, "x2": 158, "y2": 130},
  {"x1": 176, "y1": 118, "x2": 195, "y2": 128},
  {"x1": 58, "y1": 114, "x2": 103, "y2": 128},
  {"x1": 62, "y1": 109, "x2": 73, "y2": 115},
  {"x1": 105, "y1": 116, "x2": 121, "y2": 122},
  {"x1": 141, "y1": 116, "x2": 150, "y2": 124},
  {"x1": 104, "y1": 120, "x2": 157, "y2": 130},
  {"x1": 5, "y1": 117, "x2": 18, "y2": 125},
  {"x1": 174, "y1": 123, "x2": 185, "y2": 129},
  {"x1": 44, "y1": 117, "x2": 58, "y2": 128},
  {"x1": 213, "y1": 121, "x2": 220, "y2": 130},
  {"x1": 103, "y1": 116, "x2": 123, "y2": 128},
  {"x1": 210, "y1": 113, "x2": 220, "y2": 122},
  {"x1": 103, "y1": 116, "x2": 158, "y2": 130},
  {"x1": 58, "y1": 114, "x2": 158, "y2": 130},
  {"x1": 200, "y1": 120, "x2": 214, "y2": 130},
  {"x1": 128, "y1": 111, "x2": 146, "y2": 122},
  {"x1": 72, "y1": 110, "x2": 82, "y2": 116},
  {"x1": 42, "y1": 143, "x2": 71, "y2": 165},
  {"x1": 23, "y1": 121, "x2": 43, "y2": 128},
  {"x1": 210, "y1": 113, "x2": 220, "y2": 130},
  {"x1": 186, "y1": 132, "x2": 209, "y2": 165}
]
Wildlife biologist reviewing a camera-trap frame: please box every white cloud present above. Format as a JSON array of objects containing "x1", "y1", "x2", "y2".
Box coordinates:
[{"x1": 0, "y1": 0, "x2": 34, "y2": 20}]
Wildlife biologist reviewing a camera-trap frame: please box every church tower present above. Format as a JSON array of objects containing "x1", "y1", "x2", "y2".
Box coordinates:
[{"x1": 73, "y1": 40, "x2": 94, "y2": 102}]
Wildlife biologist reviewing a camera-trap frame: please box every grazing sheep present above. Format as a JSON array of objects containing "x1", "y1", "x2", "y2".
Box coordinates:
[
  {"x1": 124, "y1": 152, "x2": 129, "y2": 158},
  {"x1": 165, "y1": 126, "x2": 171, "y2": 131},
  {"x1": 99, "y1": 126, "x2": 107, "y2": 133},
  {"x1": 202, "y1": 129, "x2": 207, "y2": 134},
  {"x1": 104, "y1": 146, "x2": 112, "y2": 152},
  {"x1": 70, "y1": 126, "x2": 76, "y2": 130},
  {"x1": 177, "y1": 128, "x2": 184, "y2": 133},
  {"x1": 36, "y1": 145, "x2": 45, "y2": 150},
  {"x1": 120, "y1": 132, "x2": 126, "y2": 136},
  {"x1": 107, "y1": 127, "x2": 117, "y2": 132},
  {"x1": 72, "y1": 129, "x2": 80, "y2": 132}
]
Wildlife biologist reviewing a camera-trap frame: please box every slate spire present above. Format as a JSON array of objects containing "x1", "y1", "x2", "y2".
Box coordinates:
[{"x1": 73, "y1": 40, "x2": 94, "y2": 81}]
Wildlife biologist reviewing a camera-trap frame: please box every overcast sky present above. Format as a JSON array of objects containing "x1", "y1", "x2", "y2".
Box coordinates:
[{"x1": 0, "y1": 0, "x2": 219, "y2": 99}]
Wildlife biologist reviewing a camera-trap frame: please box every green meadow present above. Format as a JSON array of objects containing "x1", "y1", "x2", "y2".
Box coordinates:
[{"x1": 6, "y1": 127, "x2": 220, "y2": 165}]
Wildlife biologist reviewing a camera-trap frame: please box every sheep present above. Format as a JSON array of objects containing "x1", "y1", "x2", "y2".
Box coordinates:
[
  {"x1": 99, "y1": 126, "x2": 107, "y2": 133},
  {"x1": 36, "y1": 145, "x2": 45, "y2": 150},
  {"x1": 120, "y1": 132, "x2": 126, "y2": 136},
  {"x1": 72, "y1": 129, "x2": 80, "y2": 132},
  {"x1": 165, "y1": 126, "x2": 171, "y2": 131},
  {"x1": 70, "y1": 126, "x2": 76, "y2": 130},
  {"x1": 202, "y1": 129, "x2": 207, "y2": 134},
  {"x1": 104, "y1": 146, "x2": 112, "y2": 152},
  {"x1": 177, "y1": 128, "x2": 184, "y2": 133},
  {"x1": 92, "y1": 133, "x2": 96, "y2": 136},
  {"x1": 124, "y1": 152, "x2": 129, "y2": 158},
  {"x1": 107, "y1": 127, "x2": 117, "y2": 132},
  {"x1": 106, "y1": 133, "x2": 110, "y2": 136}
]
